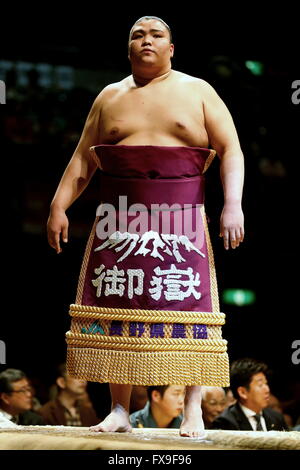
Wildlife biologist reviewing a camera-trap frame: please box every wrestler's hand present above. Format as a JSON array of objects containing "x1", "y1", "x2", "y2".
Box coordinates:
[
  {"x1": 220, "y1": 203, "x2": 244, "y2": 250},
  {"x1": 47, "y1": 207, "x2": 69, "y2": 254}
]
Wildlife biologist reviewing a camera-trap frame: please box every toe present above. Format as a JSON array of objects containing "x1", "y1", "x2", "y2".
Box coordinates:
[{"x1": 90, "y1": 425, "x2": 104, "y2": 432}]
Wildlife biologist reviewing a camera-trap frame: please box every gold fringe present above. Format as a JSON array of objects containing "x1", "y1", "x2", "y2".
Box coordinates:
[{"x1": 66, "y1": 347, "x2": 229, "y2": 386}]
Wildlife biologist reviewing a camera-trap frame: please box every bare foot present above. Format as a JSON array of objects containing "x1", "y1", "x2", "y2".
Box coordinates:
[
  {"x1": 90, "y1": 404, "x2": 132, "y2": 433},
  {"x1": 180, "y1": 405, "x2": 206, "y2": 439}
]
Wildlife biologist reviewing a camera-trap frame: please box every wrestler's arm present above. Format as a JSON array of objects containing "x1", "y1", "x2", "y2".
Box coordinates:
[
  {"x1": 47, "y1": 92, "x2": 102, "y2": 254},
  {"x1": 201, "y1": 80, "x2": 245, "y2": 250}
]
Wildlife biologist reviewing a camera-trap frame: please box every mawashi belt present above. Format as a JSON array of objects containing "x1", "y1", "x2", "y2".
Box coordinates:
[{"x1": 98, "y1": 172, "x2": 205, "y2": 208}]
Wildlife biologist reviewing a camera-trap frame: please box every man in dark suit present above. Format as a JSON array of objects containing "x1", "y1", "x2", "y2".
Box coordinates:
[{"x1": 211, "y1": 358, "x2": 288, "y2": 431}]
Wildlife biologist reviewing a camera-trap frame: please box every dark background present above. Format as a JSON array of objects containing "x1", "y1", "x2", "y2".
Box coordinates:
[{"x1": 0, "y1": 5, "x2": 299, "y2": 419}]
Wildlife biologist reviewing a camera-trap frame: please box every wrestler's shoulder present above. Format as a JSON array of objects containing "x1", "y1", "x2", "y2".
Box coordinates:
[
  {"x1": 173, "y1": 70, "x2": 217, "y2": 92},
  {"x1": 98, "y1": 77, "x2": 131, "y2": 96},
  {"x1": 92, "y1": 78, "x2": 130, "y2": 106}
]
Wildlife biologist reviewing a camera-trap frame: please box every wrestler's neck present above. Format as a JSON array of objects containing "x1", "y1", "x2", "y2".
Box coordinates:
[{"x1": 132, "y1": 65, "x2": 173, "y2": 87}]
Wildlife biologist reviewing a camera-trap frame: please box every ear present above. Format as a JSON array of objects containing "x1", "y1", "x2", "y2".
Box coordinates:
[
  {"x1": 56, "y1": 377, "x2": 66, "y2": 389},
  {"x1": 128, "y1": 46, "x2": 133, "y2": 63},
  {"x1": 151, "y1": 390, "x2": 161, "y2": 403},
  {"x1": 237, "y1": 386, "x2": 248, "y2": 401},
  {"x1": 170, "y1": 44, "x2": 174, "y2": 58},
  {"x1": 0, "y1": 392, "x2": 11, "y2": 405}
]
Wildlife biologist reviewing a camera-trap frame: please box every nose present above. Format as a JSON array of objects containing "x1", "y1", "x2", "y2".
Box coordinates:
[
  {"x1": 178, "y1": 395, "x2": 185, "y2": 406},
  {"x1": 142, "y1": 36, "x2": 152, "y2": 46}
]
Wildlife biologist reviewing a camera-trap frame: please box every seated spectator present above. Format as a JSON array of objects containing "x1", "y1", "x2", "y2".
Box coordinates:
[
  {"x1": 268, "y1": 393, "x2": 292, "y2": 429},
  {"x1": 38, "y1": 363, "x2": 98, "y2": 426},
  {"x1": 268, "y1": 393, "x2": 282, "y2": 414},
  {"x1": 224, "y1": 387, "x2": 236, "y2": 407},
  {"x1": 201, "y1": 386, "x2": 227, "y2": 428},
  {"x1": 130, "y1": 385, "x2": 185, "y2": 428},
  {"x1": 0, "y1": 368, "x2": 44, "y2": 425},
  {"x1": 211, "y1": 358, "x2": 289, "y2": 431}
]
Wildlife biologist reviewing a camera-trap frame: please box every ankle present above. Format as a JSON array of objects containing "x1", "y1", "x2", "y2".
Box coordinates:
[
  {"x1": 184, "y1": 401, "x2": 202, "y2": 412},
  {"x1": 111, "y1": 403, "x2": 129, "y2": 414}
]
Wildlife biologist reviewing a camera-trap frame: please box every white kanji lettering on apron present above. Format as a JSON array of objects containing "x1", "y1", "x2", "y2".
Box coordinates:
[{"x1": 149, "y1": 264, "x2": 201, "y2": 301}]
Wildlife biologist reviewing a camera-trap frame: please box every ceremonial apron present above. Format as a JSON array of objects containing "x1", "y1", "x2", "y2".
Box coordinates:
[{"x1": 66, "y1": 145, "x2": 229, "y2": 386}]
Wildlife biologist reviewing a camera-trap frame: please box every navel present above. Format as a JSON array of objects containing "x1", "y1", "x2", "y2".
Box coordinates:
[{"x1": 110, "y1": 127, "x2": 119, "y2": 135}]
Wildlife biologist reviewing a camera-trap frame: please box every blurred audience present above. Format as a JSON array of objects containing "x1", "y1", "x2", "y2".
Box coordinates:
[
  {"x1": 1, "y1": 363, "x2": 298, "y2": 431},
  {"x1": 201, "y1": 386, "x2": 227, "y2": 429},
  {"x1": 0, "y1": 368, "x2": 44, "y2": 425},
  {"x1": 130, "y1": 385, "x2": 185, "y2": 428},
  {"x1": 212, "y1": 358, "x2": 289, "y2": 431},
  {"x1": 268, "y1": 393, "x2": 293, "y2": 429},
  {"x1": 224, "y1": 387, "x2": 236, "y2": 407},
  {"x1": 37, "y1": 363, "x2": 98, "y2": 426}
]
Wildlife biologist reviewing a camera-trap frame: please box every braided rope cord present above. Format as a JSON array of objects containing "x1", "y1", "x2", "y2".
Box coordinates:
[
  {"x1": 69, "y1": 304, "x2": 225, "y2": 325},
  {"x1": 66, "y1": 331, "x2": 227, "y2": 352}
]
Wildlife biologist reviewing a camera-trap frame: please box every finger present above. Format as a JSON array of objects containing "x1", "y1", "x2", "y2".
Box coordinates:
[
  {"x1": 234, "y1": 228, "x2": 241, "y2": 248},
  {"x1": 47, "y1": 232, "x2": 58, "y2": 251},
  {"x1": 62, "y1": 225, "x2": 68, "y2": 243},
  {"x1": 54, "y1": 232, "x2": 62, "y2": 254},
  {"x1": 234, "y1": 227, "x2": 244, "y2": 246},
  {"x1": 223, "y1": 230, "x2": 229, "y2": 250},
  {"x1": 230, "y1": 228, "x2": 237, "y2": 249},
  {"x1": 235, "y1": 227, "x2": 245, "y2": 247},
  {"x1": 240, "y1": 227, "x2": 245, "y2": 242}
]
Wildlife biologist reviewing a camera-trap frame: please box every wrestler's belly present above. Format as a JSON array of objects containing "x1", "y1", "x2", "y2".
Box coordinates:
[{"x1": 105, "y1": 131, "x2": 209, "y2": 148}]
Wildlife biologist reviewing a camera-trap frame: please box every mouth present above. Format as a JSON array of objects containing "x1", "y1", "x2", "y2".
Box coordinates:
[{"x1": 141, "y1": 49, "x2": 155, "y2": 53}]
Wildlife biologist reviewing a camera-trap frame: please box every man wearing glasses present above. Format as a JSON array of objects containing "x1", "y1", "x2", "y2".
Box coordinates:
[{"x1": 0, "y1": 368, "x2": 44, "y2": 425}]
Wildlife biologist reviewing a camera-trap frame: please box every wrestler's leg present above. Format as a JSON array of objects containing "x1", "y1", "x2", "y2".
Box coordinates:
[
  {"x1": 90, "y1": 383, "x2": 133, "y2": 432},
  {"x1": 180, "y1": 385, "x2": 206, "y2": 438}
]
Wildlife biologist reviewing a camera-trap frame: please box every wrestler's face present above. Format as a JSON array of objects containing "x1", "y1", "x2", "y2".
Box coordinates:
[
  {"x1": 128, "y1": 19, "x2": 174, "y2": 68},
  {"x1": 238, "y1": 372, "x2": 270, "y2": 413},
  {"x1": 156, "y1": 385, "x2": 185, "y2": 418}
]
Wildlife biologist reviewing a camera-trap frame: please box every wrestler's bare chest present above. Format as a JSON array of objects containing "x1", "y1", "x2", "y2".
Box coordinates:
[{"x1": 99, "y1": 75, "x2": 209, "y2": 147}]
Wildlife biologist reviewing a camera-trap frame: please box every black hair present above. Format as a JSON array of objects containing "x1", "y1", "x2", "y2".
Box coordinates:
[
  {"x1": 0, "y1": 369, "x2": 26, "y2": 394},
  {"x1": 230, "y1": 358, "x2": 269, "y2": 400},
  {"x1": 129, "y1": 16, "x2": 173, "y2": 43},
  {"x1": 147, "y1": 385, "x2": 169, "y2": 402}
]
